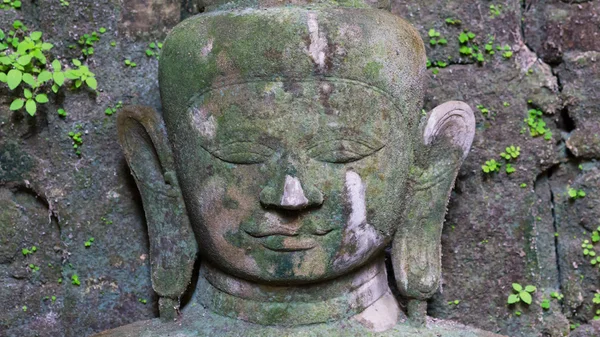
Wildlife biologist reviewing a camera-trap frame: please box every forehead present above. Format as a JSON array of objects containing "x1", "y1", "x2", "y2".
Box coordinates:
[{"x1": 183, "y1": 80, "x2": 401, "y2": 141}]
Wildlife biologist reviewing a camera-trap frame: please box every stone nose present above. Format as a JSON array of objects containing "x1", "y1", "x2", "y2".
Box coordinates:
[
  {"x1": 280, "y1": 175, "x2": 309, "y2": 210},
  {"x1": 260, "y1": 175, "x2": 323, "y2": 210}
]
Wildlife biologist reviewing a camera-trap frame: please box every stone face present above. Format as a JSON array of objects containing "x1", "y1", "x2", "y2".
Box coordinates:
[{"x1": 109, "y1": 1, "x2": 483, "y2": 335}]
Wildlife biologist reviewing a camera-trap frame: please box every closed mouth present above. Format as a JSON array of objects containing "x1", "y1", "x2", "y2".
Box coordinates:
[
  {"x1": 261, "y1": 235, "x2": 318, "y2": 252},
  {"x1": 244, "y1": 228, "x2": 335, "y2": 252}
]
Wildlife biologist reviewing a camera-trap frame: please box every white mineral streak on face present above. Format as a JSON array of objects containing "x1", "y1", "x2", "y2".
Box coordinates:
[
  {"x1": 201, "y1": 38, "x2": 213, "y2": 56},
  {"x1": 334, "y1": 171, "x2": 385, "y2": 269},
  {"x1": 190, "y1": 106, "x2": 216, "y2": 139},
  {"x1": 280, "y1": 175, "x2": 309, "y2": 209},
  {"x1": 307, "y1": 12, "x2": 328, "y2": 70}
]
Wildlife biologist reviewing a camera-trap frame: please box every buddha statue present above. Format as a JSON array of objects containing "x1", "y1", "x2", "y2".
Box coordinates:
[{"x1": 96, "y1": 0, "x2": 503, "y2": 336}]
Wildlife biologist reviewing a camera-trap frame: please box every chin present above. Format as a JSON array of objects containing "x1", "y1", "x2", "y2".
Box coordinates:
[{"x1": 206, "y1": 243, "x2": 387, "y2": 285}]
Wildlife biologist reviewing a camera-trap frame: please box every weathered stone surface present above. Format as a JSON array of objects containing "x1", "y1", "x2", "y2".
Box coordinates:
[
  {"x1": 0, "y1": 0, "x2": 599, "y2": 336},
  {"x1": 1, "y1": 2, "x2": 162, "y2": 335},
  {"x1": 571, "y1": 320, "x2": 600, "y2": 337},
  {"x1": 559, "y1": 51, "x2": 600, "y2": 159},
  {"x1": 523, "y1": 0, "x2": 600, "y2": 65},
  {"x1": 119, "y1": 0, "x2": 181, "y2": 39}
]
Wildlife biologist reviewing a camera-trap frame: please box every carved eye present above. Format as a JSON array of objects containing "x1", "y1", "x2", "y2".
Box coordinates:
[
  {"x1": 307, "y1": 139, "x2": 384, "y2": 163},
  {"x1": 210, "y1": 142, "x2": 274, "y2": 164}
]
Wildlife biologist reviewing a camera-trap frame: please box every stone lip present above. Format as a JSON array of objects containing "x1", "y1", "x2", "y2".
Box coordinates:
[{"x1": 258, "y1": 234, "x2": 320, "y2": 252}]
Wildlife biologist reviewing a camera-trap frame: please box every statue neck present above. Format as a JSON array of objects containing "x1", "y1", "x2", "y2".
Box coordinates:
[{"x1": 195, "y1": 256, "x2": 392, "y2": 326}]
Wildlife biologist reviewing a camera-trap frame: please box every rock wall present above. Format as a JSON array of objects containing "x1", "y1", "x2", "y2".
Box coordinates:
[{"x1": 0, "y1": 0, "x2": 599, "y2": 336}]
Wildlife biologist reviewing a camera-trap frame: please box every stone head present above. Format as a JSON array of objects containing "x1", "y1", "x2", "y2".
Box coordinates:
[{"x1": 116, "y1": 1, "x2": 475, "y2": 319}]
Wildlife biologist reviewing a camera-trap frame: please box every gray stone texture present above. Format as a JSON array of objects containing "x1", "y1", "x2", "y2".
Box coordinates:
[{"x1": 0, "y1": 0, "x2": 598, "y2": 336}]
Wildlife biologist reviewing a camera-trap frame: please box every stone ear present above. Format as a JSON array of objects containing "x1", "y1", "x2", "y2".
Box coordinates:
[
  {"x1": 391, "y1": 101, "x2": 475, "y2": 325},
  {"x1": 117, "y1": 106, "x2": 197, "y2": 320}
]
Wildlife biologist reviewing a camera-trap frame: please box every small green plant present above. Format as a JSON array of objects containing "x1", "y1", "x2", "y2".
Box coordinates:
[
  {"x1": 145, "y1": 41, "x2": 163, "y2": 58},
  {"x1": 445, "y1": 18, "x2": 461, "y2": 25},
  {"x1": 501, "y1": 146, "x2": 520, "y2": 160},
  {"x1": 482, "y1": 159, "x2": 500, "y2": 173},
  {"x1": 110, "y1": 41, "x2": 116, "y2": 47},
  {"x1": 1, "y1": 22, "x2": 98, "y2": 116},
  {"x1": 520, "y1": 183, "x2": 527, "y2": 188},
  {"x1": 58, "y1": 277, "x2": 62, "y2": 284},
  {"x1": 459, "y1": 45, "x2": 473, "y2": 56},
  {"x1": 71, "y1": 274, "x2": 80, "y2": 286},
  {"x1": 568, "y1": 187, "x2": 586, "y2": 200},
  {"x1": 524, "y1": 108, "x2": 552, "y2": 140},
  {"x1": 98, "y1": 27, "x2": 107, "y2": 34},
  {"x1": 507, "y1": 283, "x2": 536, "y2": 305},
  {"x1": 51, "y1": 295, "x2": 56, "y2": 302},
  {"x1": 28, "y1": 263, "x2": 40, "y2": 272},
  {"x1": 22, "y1": 305, "x2": 27, "y2": 312},
  {"x1": 505, "y1": 163, "x2": 515, "y2": 174},
  {"x1": 124, "y1": 59, "x2": 137, "y2": 68},
  {"x1": 550, "y1": 292, "x2": 564, "y2": 301},
  {"x1": 540, "y1": 298, "x2": 550, "y2": 310},
  {"x1": 580, "y1": 231, "x2": 600, "y2": 266},
  {"x1": 77, "y1": 31, "x2": 101, "y2": 57},
  {"x1": 10, "y1": 88, "x2": 48, "y2": 115},
  {"x1": 476, "y1": 104, "x2": 490, "y2": 116},
  {"x1": 105, "y1": 100, "x2": 123, "y2": 115},
  {"x1": 428, "y1": 29, "x2": 447, "y2": 46},
  {"x1": 593, "y1": 293, "x2": 600, "y2": 320},
  {"x1": 1, "y1": 26, "x2": 57, "y2": 116},
  {"x1": 456, "y1": 30, "x2": 481, "y2": 62},
  {"x1": 497, "y1": 45, "x2": 512, "y2": 59},
  {"x1": 84, "y1": 237, "x2": 94, "y2": 247},
  {"x1": 458, "y1": 31, "x2": 476, "y2": 44},
  {"x1": 503, "y1": 102, "x2": 510, "y2": 107},
  {"x1": 101, "y1": 216, "x2": 113, "y2": 225},
  {"x1": 475, "y1": 52, "x2": 484, "y2": 63},
  {"x1": 447, "y1": 300, "x2": 460, "y2": 305},
  {"x1": 64, "y1": 59, "x2": 97, "y2": 90},
  {"x1": 138, "y1": 298, "x2": 147, "y2": 304},
  {"x1": 484, "y1": 36, "x2": 496, "y2": 55},
  {"x1": 68, "y1": 130, "x2": 83, "y2": 156},
  {"x1": 21, "y1": 245, "x2": 37, "y2": 256},
  {"x1": 59, "y1": 0, "x2": 69, "y2": 6},
  {"x1": 0, "y1": 0, "x2": 21, "y2": 10},
  {"x1": 489, "y1": 4, "x2": 502, "y2": 17},
  {"x1": 57, "y1": 108, "x2": 66, "y2": 117}
]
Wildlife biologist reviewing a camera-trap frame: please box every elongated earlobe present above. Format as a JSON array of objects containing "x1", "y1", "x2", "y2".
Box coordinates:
[
  {"x1": 392, "y1": 101, "x2": 475, "y2": 326},
  {"x1": 117, "y1": 106, "x2": 198, "y2": 320}
]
